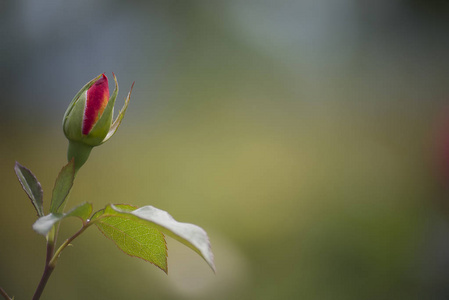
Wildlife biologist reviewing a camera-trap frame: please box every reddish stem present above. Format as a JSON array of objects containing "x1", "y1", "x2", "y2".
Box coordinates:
[{"x1": 0, "y1": 287, "x2": 12, "y2": 300}]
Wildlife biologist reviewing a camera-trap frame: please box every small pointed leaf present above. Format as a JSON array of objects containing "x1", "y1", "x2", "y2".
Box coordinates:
[
  {"x1": 14, "y1": 162, "x2": 44, "y2": 217},
  {"x1": 66, "y1": 202, "x2": 93, "y2": 222},
  {"x1": 33, "y1": 202, "x2": 93, "y2": 236},
  {"x1": 50, "y1": 159, "x2": 75, "y2": 213},
  {"x1": 92, "y1": 204, "x2": 168, "y2": 272}
]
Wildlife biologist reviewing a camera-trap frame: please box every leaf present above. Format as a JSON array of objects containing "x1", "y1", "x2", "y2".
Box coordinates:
[
  {"x1": 93, "y1": 204, "x2": 215, "y2": 273},
  {"x1": 33, "y1": 213, "x2": 63, "y2": 236},
  {"x1": 92, "y1": 204, "x2": 168, "y2": 272},
  {"x1": 14, "y1": 162, "x2": 44, "y2": 217},
  {"x1": 65, "y1": 202, "x2": 93, "y2": 222},
  {"x1": 50, "y1": 159, "x2": 75, "y2": 213},
  {"x1": 128, "y1": 205, "x2": 215, "y2": 272},
  {"x1": 33, "y1": 202, "x2": 92, "y2": 236}
]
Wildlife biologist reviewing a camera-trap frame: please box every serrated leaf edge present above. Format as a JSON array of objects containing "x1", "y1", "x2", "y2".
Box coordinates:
[{"x1": 111, "y1": 204, "x2": 215, "y2": 272}]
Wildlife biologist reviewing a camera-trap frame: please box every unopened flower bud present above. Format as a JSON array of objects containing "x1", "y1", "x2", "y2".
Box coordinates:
[{"x1": 63, "y1": 73, "x2": 133, "y2": 172}]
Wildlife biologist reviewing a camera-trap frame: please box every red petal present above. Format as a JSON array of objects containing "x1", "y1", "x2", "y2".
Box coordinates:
[{"x1": 83, "y1": 74, "x2": 110, "y2": 135}]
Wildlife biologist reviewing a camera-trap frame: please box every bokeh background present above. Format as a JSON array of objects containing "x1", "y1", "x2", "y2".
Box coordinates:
[{"x1": 2, "y1": 1, "x2": 449, "y2": 299}]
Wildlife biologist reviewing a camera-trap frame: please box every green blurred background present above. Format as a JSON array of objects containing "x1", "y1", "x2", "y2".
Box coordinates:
[{"x1": 2, "y1": 1, "x2": 449, "y2": 299}]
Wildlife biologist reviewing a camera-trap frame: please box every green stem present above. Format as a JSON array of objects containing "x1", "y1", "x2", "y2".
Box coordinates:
[
  {"x1": 32, "y1": 221, "x2": 92, "y2": 300},
  {"x1": 67, "y1": 141, "x2": 93, "y2": 173},
  {"x1": 46, "y1": 226, "x2": 56, "y2": 264},
  {"x1": 49, "y1": 222, "x2": 92, "y2": 267},
  {"x1": 0, "y1": 287, "x2": 12, "y2": 300},
  {"x1": 33, "y1": 140, "x2": 92, "y2": 299}
]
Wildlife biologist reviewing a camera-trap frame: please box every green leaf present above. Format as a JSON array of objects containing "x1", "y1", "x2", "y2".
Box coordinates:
[
  {"x1": 33, "y1": 202, "x2": 92, "y2": 236},
  {"x1": 92, "y1": 204, "x2": 168, "y2": 272},
  {"x1": 50, "y1": 159, "x2": 75, "y2": 213},
  {"x1": 33, "y1": 213, "x2": 63, "y2": 236},
  {"x1": 93, "y1": 204, "x2": 215, "y2": 273},
  {"x1": 65, "y1": 202, "x2": 93, "y2": 222},
  {"x1": 14, "y1": 162, "x2": 44, "y2": 217},
  {"x1": 126, "y1": 205, "x2": 215, "y2": 272}
]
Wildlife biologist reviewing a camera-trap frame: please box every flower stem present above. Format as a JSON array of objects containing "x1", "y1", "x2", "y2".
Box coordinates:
[
  {"x1": 0, "y1": 287, "x2": 12, "y2": 300},
  {"x1": 49, "y1": 223, "x2": 91, "y2": 267},
  {"x1": 32, "y1": 263, "x2": 55, "y2": 300},
  {"x1": 67, "y1": 141, "x2": 93, "y2": 173},
  {"x1": 32, "y1": 227, "x2": 57, "y2": 300},
  {"x1": 32, "y1": 222, "x2": 91, "y2": 300}
]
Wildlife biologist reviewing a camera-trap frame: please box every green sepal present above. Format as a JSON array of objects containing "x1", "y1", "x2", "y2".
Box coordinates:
[
  {"x1": 86, "y1": 73, "x2": 119, "y2": 146},
  {"x1": 63, "y1": 91, "x2": 86, "y2": 142},
  {"x1": 102, "y1": 81, "x2": 134, "y2": 143},
  {"x1": 63, "y1": 74, "x2": 102, "y2": 132}
]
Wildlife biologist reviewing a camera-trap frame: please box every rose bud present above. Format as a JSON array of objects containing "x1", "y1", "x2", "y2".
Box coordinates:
[{"x1": 63, "y1": 73, "x2": 133, "y2": 172}]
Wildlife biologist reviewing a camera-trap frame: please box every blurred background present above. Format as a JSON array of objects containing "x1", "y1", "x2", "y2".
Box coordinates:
[{"x1": 2, "y1": 0, "x2": 449, "y2": 299}]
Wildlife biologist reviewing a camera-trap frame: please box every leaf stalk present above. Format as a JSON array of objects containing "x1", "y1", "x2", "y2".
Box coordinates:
[{"x1": 49, "y1": 222, "x2": 92, "y2": 267}]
